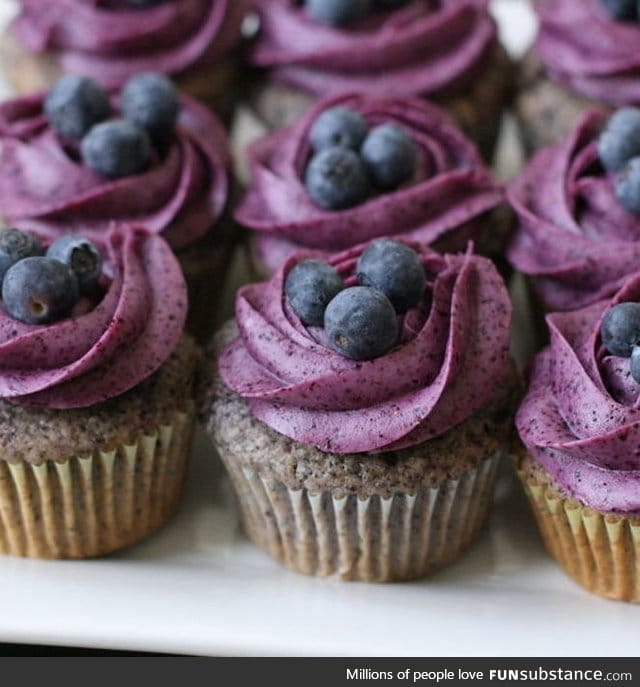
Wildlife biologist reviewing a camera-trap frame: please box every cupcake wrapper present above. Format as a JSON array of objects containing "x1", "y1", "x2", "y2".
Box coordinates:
[
  {"x1": 221, "y1": 450, "x2": 502, "y2": 582},
  {"x1": 0, "y1": 407, "x2": 195, "y2": 560},
  {"x1": 518, "y1": 470, "x2": 640, "y2": 602}
]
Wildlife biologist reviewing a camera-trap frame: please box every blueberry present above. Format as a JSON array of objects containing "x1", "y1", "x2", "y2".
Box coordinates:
[
  {"x1": 0, "y1": 228, "x2": 43, "y2": 284},
  {"x1": 600, "y1": 0, "x2": 636, "y2": 20},
  {"x1": 601, "y1": 302, "x2": 640, "y2": 357},
  {"x1": 44, "y1": 75, "x2": 111, "y2": 141},
  {"x1": 120, "y1": 72, "x2": 179, "y2": 143},
  {"x1": 81, "y1": 119, "x2": 151, "y2": 179},
  {"x1": 305, "y1": 147, "x2": 369, "y2": 210},
  {"x1": 46, "y1": 236, "x2": 102, "y2": 294},
  {"x1": 598, "y1": 108, "x2": 640, "y2": 173},
  {"x1": 615, "y1": 157, "x2": 640, "y2": 215},
  {"x1": 306, "y1": 0, "x2": 371, "y2": 26},
  {"x1": 310, "y1": 107, "x2": 369, "y2": 153},
  {"x1": 285, "y1": 259, "x2": 344, "y2": 326},
  {"x1": 374, "y1": 0, "x2": 411, "y2": 7},
  {"x1": 361, "y1": 124, "x2": 417, "y2": 190},
  {"x1": 324, "y1": 286, "x2": 398, "y2": 360},
  {"x1": 2, "y1": 257, "x2": 79, "y2": 325},
  {"x1": 631, "y1": 346, "x2": 640, "y2": 383}
]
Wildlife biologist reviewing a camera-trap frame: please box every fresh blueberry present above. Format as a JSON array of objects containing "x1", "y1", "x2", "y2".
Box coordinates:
[
  {"x1": 46, "y1": 236, "x2": 103, "y2": 294},
  {"x1": 305, "y1": 147, "x2": 369, "y2": 210},
  {"x1": 2, "y1": 257, "x2": 79, "y2": 325},
  {"x1": 285, "y1": 259, "x2": 344, "y2": 326},
  {"x1": 598, "y1": 108, "x2": 640, "y2": 173},
  {"x1": 361, "y1": 124, "x2": 417, "y2": 190},
  {"x1": 615, "y1": 157, "x2": 640, "y2": 215},
  {"x1": 81, "y1": 119, "x2": 151, "y2": 179},
  {"x1": 600, "y1": 0, "x2": 636, "y2": 20},
  {"x1": 601, "y1": 302, "x2": 640, "y2": 357},
  {"x1": 309, "y1": 107, "x2": 369, "y2": 153},
  {"x1": 0, "y1": 228, "x2": 43, "y2": 284},
  {"x1": 120, "y1": 72, "x2": 179, "y2": 143},
  {"x1": 356, "y1": 239, "x2": 426, "y2": 313},
  {"x1": 374, "y1": 0, "x2": 411, "y2": 7},
  {"x1": 631, "y1": 346, "x2": 640, "y2": 383},
  {"x1": 324, "y1": 286, "x2": 398, "y2": 360},
  {"x1": 306, "y1": 0, "x2": 371, "y2": 26}
]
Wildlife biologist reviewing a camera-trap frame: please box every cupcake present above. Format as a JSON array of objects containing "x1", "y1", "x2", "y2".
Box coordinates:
[
  {"x1": 516, "y1": 0, "x2": 640, "y2": 152},
  {"x1": 515, "y1": 275, "x2": 640, "y2": 602},
  {"x1": 245, "y1": 0, "x2": 514, "y2": 160},
  {"x1": 201, "y1": 238, "x2": 515, "y2": 582},
  {"x1": 0, "y1": 74, "x2": 233, "y2": 342},
  {"x1": 1, "y1": 0, "x2": 250, "y2": 119},
  {"x1": 0, "y1": 225, "x2": 198, "y2": 559},
  {"x1": 236, "y1": 93, "x2": 507, "y2": 279}
]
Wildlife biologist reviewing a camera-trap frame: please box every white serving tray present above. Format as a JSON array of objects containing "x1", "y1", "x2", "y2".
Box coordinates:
[{"x1": 0, "y1": 0, "x2": 638, "y2": 658}]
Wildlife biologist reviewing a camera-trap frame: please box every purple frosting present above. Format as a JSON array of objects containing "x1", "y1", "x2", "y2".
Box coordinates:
[
  {"x1": 517, "y1": 275, "x2": 640, "y2": 514},
  {"x1": 0, "y1": 226, "x2": 187, "y2": 409},
  {"x1": 220, "y1": 239, "x2": 512, "y2": 454},
  {"x1": 12, "y1": 0, "x2": 249, "y2": 87},
  {"x1": 249, "y1": 0, "x2": 496, "y2": 98},
  {"x1": 236, "y1": 93, "x2": 503, "y2": 274},
  {"x1": 535, "y1": 0, "x2": 640, "y2": 105},
  {"x1": 507, "y1": 109, "x2": 640, "y2": 311},
  {"x1": 0, "y1": 90, "x2": 230, "y2": 251}
]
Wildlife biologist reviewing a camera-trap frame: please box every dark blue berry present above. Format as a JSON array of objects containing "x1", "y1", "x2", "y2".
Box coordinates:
[
  {"x1": 310, "y1": 107, "x2": 369, "y2": 153},
  {"x1": 120, "y1": 72, "x2": 179, "y2": 143},
  {"x1": 0, "y1": 228, "x2": 43, "y2": 284},
  {"x1": 46, "y1": 236, "x2": 102, "y2": 294},
  {"x1": 615, "y1": 157, "x2": 640, "y2": 215},
  {"x1": 631, "y1": 346, "x2": 640, "y2": 383},
  {"x1": 375, "y1": 0, "x2": 411, "y2": 7},
  {"x1": 601, "y1": 302, "x2": 640, "y2": 357},
  {"x1": 600, "y1": 0, "x2": 637, "y2": 20},
  {"x1": 305, "y1": 147, "x2": 369, "y2": 210},
  {"x1": 285, "y1": 259, "x2": 344, "y2": 326},
  {"x1": 598, "y1": 108, "x2": 640, "y2": 173},
  {"x1": 44, "y1": 76, "x2": 111, "y2": 141},
  {"x1": 81, "y1": 119, "x2": 151, "y2": 179},
  {"x1": 2, "y1": 257, "x2": 79, "y2": 325},
  {"x1": 324, "y1": 286, "x2": 398, "y2": 360},
  {"x1": 361, "y1": 124, "x2": 417, "y2": 190},
  {"x1": 306, "y1": 0, "x2": 371, "y2": 26}
]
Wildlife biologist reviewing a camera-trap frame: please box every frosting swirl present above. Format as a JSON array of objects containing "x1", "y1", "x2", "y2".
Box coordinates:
[
  {"x1": 0, "y1": 91, "x2": 230, "y2": 251},
  {"x1": 517, "y1": 275, "x2": 640, "y2": 514},
  {"x1": 0, "y1": 227, "x2": 187, "y2": 409},
  {"x1": 236, "y1": 93, "x2": 503, "y2": 273},
  {"x1": 249, "y1": 0, "x2": 497, "y2": 98},
  {"x1": 535, "y1": 0, "x2": 640, "y2": 106},
  {"x1": 220, "y1": 240, "x2": 511, "y2": 453},
  {"x1": 12, "y1": 0, "x2": 248, "y2": 87}
]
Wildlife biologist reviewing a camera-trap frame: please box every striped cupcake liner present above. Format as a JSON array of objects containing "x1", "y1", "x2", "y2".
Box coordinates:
[{"x1": 0, "y1": 407, "x2": 195, "y2": 560}]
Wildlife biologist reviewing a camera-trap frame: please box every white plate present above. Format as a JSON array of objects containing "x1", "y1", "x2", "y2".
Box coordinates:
[{"x1": 1, "y1": 0, "x2": 639, "y2": 658}]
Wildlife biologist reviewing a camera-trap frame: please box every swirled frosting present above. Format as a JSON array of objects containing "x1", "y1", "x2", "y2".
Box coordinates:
[
  {"x1": 535, "y1": 0, "x2": 640, "y2": 106},
  {"x1": 0, "y1": 91, "x2": 229, "y2": 251},
  {"x1": 517, "y1": 275, "x2": 640, "y2": 514},
  {"x1": 236, "y1": 93, "x2": 503, "y2": 273},
  {"x1": 0, "y1": 227, "x2": 187, "y2": 409},
  {"x1": 12, "y1": 0, "x2": 248, "y2": 87},
  {"x1": 507, "y1": 109, "x2": 640, "y2": 311},
  {"x1": 220, "y1": 240, "x2": 511, "y2": 454},
  {"x1": 249, "y1": 0, "x2": 497, "y2": 98}
]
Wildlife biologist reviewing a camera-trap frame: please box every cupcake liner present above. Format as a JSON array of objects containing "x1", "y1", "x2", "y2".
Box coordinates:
[
  {"x1": 220, "y1": 449, "x2": 502, "y2": 582},
  {"x1": 0, "y1": 406, "x2": 195, "y2": 559}
]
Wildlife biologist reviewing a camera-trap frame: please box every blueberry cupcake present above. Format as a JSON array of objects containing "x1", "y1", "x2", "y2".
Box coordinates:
[
  {"x1": 201, "y1": 238, "x2": 515, "y2": 582},
  {"x1": 236, "y1": 93, "x2": 506, "y2": 279},
  {"x1": 1, "y1": 0, "x2": 250, "y2": 119},
  {"x1": 0, "y1": 74, "x2": 233, "y2": 342},
  {"x1": 515, "y1": 274, "x2": 640, "y2": 602},
  {"x1": 516, "y1": 0, "x2": 640, "y2": 152},
  {"x1": 245, "y1": 0, "x2": 514, "y2": 160},
  {"x1": 0, "y1": 225, "x2": 197, "y2": 559}
]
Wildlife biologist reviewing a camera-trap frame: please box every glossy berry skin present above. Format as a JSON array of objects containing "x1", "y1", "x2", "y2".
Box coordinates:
[
  {"x1": 598, "y1": 108, "x2": 640, "y2": 172},
  {"x1": 324, "y1": 286, "x2": 398, "y2": 360},
  {"x1": 306, "y1": 0, "x2": 371, "y2": 26},
  {"x1": 601, "y1": 302, "x2": 640, "y2": 357},
  {"x1": 2, "y1": 257, "x2": 79, "y2": 325},
  {"x1": 285, "y1": 259, "x2": 344, "y2": 326},
  {"x1": 615, "y1": 157, "x2": 640, "y2": 215},
  {"x1": 309, "y1": 107, "x2": 369, "y2": 153},
  {"x1": 44, "y1": 75, "x2": 111, "y2": 141},
  {"x1": 600, "y1": 0, "x2": 637, "y2": 21},
  {"x1": 361, "y1": 124, "x2": 417, "y2": 190},
  {"x1": 46, "y1": 236, "x2": 103, "y2": 294},
  {"x1": 120, "y1": 72, "x2": 179, "y2": 142},
  {"x1": 0, "y1": 228, "x2": 43, "y2": 284},
  {"x1": 81, "y1": 119, "x2": 151, "y2": 179},
  {"x1": 305, "y1": 147, "x2": 369, "y2": 210},
  {"x1": 631, "y1": 346, "x2": 640, "y2": 383},
  {"x1": 357, "y1": 239, "x2": 426, "y2": 313}
]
